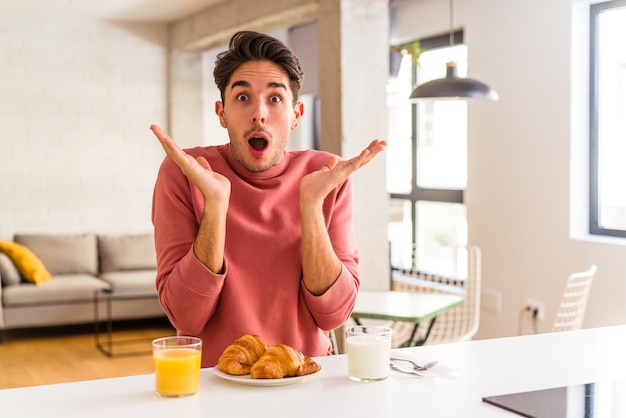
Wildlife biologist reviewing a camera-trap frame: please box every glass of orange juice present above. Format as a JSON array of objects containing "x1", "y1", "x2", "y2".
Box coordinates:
[{"x1": 152, "y1": 336, "x2": 202, "y2": 397}]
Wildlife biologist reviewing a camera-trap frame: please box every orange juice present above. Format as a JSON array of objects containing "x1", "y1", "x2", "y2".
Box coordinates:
[{"x1": 153, "y1": 348, "x2": 201, "y2": 397}]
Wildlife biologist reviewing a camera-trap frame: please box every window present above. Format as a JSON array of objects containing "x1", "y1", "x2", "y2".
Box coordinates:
[
  {"x1": 387, "y1": 32, "x2": 468, "y2": 271},
  {"x1": 590, "y1": 0, "x2": 626, "y2": 238}
]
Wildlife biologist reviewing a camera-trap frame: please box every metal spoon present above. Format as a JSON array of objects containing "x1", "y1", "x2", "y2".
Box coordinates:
[
  {"x1": 389, "y1": 362, "x2": 423, "y2": 376},
  {"x1": 390, "y1": 357, "x2": 439, "y2": 371}
]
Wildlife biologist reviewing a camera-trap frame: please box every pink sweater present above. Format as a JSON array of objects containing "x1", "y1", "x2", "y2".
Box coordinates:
[{"x1": 152, "y1": 144, "x2": 360, "y2": 367}]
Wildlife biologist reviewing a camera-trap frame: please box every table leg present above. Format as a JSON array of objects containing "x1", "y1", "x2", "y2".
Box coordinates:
[
  {"x1": 93, "y1": 291, "x2": 100, "y2": 348},
  {"x1": 105, "y1": 295, "x2": 113, "y2": 356},
  {"x1": 94, "y1": 290, "x2": 114, "y2": 357},
  {"x1": 398, "y1": 316, "x2": 439, "y2": 347},
  {"x1": 93, "y1": 290, "x2": 162, "y2": 357},
  {"x1": 399, "y1": 323, "x2": 420, "y2": 347},
  {"x1": 420, "y1": 316, "x2": 438, "y2": 344}
]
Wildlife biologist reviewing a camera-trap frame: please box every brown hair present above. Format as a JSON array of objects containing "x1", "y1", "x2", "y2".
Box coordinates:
[{"x1": 213, "y1": 31, "x2": 305, "y2": 106}]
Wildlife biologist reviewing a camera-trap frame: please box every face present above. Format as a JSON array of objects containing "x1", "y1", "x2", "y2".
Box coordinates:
[{"x1": 215, "y1": 60, "x2": 304, "y2": 172}]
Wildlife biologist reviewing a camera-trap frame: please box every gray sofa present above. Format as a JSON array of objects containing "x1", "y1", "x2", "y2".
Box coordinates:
[{"x1": 0, "y1": 232, "x2": 166, "y2": 340}]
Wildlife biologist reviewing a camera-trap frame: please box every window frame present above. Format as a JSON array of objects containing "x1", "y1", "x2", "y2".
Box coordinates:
[
  {"x1": 389, "y1": 30, "x2": 465, "y2": 260},
  {"x1": 589, "y1": 0, "x2": 626, "y2": 238}
]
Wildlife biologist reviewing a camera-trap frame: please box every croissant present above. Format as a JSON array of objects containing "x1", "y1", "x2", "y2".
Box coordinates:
[
  {"x1": 298, "y1": 356, "x2": 322, "y2": 377},
  {"x1": 217, "y1": 334, "x2": 269, "y2": 375},
  {"x1": 250, "y1": 344, "x2": 321, "y2": 379}
]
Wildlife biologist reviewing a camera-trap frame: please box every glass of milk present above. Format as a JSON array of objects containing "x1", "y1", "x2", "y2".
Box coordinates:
[{"x1": 346, "y1": 326, "x2": 392, "y2": 382}]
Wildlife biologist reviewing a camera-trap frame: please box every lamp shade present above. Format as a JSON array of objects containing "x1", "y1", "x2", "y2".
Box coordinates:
[{"x1": 409, "y1": 62, "x2": 498, "y2": 100}]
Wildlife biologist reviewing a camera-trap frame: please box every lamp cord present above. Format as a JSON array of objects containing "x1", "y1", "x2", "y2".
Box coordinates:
[{"x1": 449, "y1": 0, "x2": 454, "y2": 47}]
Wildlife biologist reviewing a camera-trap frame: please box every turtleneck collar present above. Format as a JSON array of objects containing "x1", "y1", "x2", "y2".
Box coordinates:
[{"x1": 220, "y1": 143, "x2": 291, "y2": 181}]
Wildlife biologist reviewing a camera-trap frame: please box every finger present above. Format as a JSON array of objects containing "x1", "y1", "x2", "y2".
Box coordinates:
[
  {"x1": 342, "y1": 139, "x2": 387, "y2": 172},
  {"x1": 150, "y1": 124, "x2": 190, "y2": 166},
  {"x1": 344, "y1": 148, "x2": 372, "y2": 171},
  {"x1": 370, "y1": 139, "x2": 388, "y2": 147},
  {"x1": 359, "y1": 139, "x2": 388, "y2": 162},
  {"x1": 365, "y1": 139, "x2": 388, "y2": 155},
  {"x1": 197, "y1": 156, "x2": 212, "y2": 170},
  {"x1": 150, "y1": 124, "x2": 176, "y2": 153},
  {"x1": 150, "y1": 124, "x2": 171, "y2": 146},
  {"x1": 319, "y1": 156, "x2": 339, "y2": 172}
]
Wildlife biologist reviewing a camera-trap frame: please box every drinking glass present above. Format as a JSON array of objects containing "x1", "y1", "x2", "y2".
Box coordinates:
[
  {"x1": 152, "y1": 336, "x2": 202, "y2": 397},
  {"x1": 345, "y1": 326, "x2": 392, "y2": 382}
]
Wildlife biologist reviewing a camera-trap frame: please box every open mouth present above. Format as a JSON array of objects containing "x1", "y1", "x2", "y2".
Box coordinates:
[{"x1": 248, "y1": 137, "x2": 268, "y2": 151}]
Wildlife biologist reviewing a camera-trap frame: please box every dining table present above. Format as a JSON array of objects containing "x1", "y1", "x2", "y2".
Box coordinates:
[
  {"x1": 2, "y1": 324, "x2": 626, "y2": 417},
  {"x1": 351, "y1": 289, "x2": 465, "y2": 346}
]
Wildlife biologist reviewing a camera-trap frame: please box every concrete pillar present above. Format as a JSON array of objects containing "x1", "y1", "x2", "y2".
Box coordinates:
[
  {"x1": 169, "y1": 49, "x2": 204, "y2": 148},
  {"x1": 318, "y1": 0, "x2": 390, "y2": 290}
]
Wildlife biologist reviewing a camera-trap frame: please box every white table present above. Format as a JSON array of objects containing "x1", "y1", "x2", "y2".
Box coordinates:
[
  {"x1": 351, "y1": 290, "x2": 465, "y2": 346},
  {"x1": 2, "y1": 325, "x2": 626, "y2": 417}
]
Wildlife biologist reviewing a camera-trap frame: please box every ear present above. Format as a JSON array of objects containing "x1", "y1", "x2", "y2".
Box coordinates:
[
  {"x1": 215, "y1": 101, "x2": 227, "y2": 128},
  {"x1": 290, "y1": 101, "x2": 304, "y2": 130}
]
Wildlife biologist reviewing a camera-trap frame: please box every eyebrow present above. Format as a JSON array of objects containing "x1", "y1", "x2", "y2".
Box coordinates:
[{"x1": 230, "y1": 80, "x2": 287, "y2": 90}]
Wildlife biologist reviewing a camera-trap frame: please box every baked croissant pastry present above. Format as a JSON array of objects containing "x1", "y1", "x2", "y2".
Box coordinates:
[
  {"x1": 217, "y1": 334, "x2": 269, "y2": 375},
  {"x1": 299, "y1": 356, "x2": 322, "y2": 376},
  {"x1": 250, "y1": 344, "x2": 321, "y2": 379}
]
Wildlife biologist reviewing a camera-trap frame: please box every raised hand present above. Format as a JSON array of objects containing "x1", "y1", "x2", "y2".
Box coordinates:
[
  {"x1": 299, "y1": 139, "x2": 387, "y2": 208},
  {"x1": 299, "y1": 139, "x2": 387, "y2": 295},
  {"x1": 150, "y1": 124, "x2": 231, "y2": 204}
]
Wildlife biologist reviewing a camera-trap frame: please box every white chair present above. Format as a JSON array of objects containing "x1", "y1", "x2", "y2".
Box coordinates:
[
  {"x1": 389, "y1": 245, "x2": 481, "y2": 347},
  {"x1": 552, "y1": 265, "x2": 597, "y2": 333}
]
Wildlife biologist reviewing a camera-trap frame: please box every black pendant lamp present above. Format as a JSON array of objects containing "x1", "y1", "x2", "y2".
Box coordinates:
[{"x1": 409, "y1": 0, "x2": 498, "y2": 101}]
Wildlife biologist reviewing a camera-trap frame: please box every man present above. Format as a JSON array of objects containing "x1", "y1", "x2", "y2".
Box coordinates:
[{"x1": 151, "y1": 30, "x2": 386, "y2": 367}]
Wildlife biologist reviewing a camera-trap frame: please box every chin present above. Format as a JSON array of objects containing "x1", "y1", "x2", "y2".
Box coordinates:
[{"x1": 240, "y1": 159, "x2": 274, "y2": 173}]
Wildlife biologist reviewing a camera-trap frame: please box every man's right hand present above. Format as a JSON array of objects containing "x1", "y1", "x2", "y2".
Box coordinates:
[{"x1": 150, "y1": 124, "x2": 231, "y2": 206}]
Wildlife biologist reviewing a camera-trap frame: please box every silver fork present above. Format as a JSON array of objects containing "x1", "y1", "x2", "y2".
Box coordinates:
[
  {"x1": 390, "y1": 357, "x2": 439, "y2": 371},
  {"x1": 389, "y1": 362, "x2": 423, "y2": 376}
]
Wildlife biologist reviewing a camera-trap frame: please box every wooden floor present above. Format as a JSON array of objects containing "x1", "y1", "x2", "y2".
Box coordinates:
[{"x1": 0, "y1": 318, "x2": 175, "y2": 389}]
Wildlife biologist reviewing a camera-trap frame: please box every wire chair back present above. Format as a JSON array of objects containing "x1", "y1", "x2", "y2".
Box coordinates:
[
  {"x1": 552, "y1": 265, "x2": 596, "y2": 333},
  {"x1": 390, "y1": 244, "x2": 481, "y2": 347}
]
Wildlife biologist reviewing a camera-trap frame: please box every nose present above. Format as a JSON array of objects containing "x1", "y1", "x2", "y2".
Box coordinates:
[{"x1": 252, "y1": 101, "x2": 267, "y2": 124}]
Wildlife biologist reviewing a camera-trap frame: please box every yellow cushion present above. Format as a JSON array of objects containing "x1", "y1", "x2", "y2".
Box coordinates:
[{"x1": 0, "y1": 241, "x2": 52, "y2": 285}]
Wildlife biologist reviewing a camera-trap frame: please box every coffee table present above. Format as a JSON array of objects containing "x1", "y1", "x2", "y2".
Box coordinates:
[{"x1": 93, "y1": 288, "x2": 161, "y2": 357}]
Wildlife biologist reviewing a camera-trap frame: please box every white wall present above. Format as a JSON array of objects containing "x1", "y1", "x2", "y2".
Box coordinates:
[
  {"x1": 393, "y1": 0, "x2": 626, "y2": 339},
  {"x1": 0, "y1": 17, "x2": 168, "y2": 239}
]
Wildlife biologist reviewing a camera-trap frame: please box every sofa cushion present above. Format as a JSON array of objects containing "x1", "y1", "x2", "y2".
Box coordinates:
[
  {"x1": 98, "y1": 270, "x2": 157, "y2": 294},
  {"x1": 98, "y1": 233, "x2": 156, "y2": 273},
  {"x1": 1, "y1": 274, "x2": 110, "y2": 306},
  {"x1": 0, "y1": 241, "x2": 52, "y2": 286},
  {"x1": 14, "y1": 233, "x2": 98, "y2": 275},
  {"x1": 0, "y1": 251, "x2": 24, "y2": 286}
]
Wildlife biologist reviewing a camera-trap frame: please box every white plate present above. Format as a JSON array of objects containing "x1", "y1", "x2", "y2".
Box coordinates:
[{"x1": 213, "y1": 367, "x2": 321, "y2": 387}]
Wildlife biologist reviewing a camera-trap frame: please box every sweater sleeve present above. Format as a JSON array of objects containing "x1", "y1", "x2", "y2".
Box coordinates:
[
  {"x1": 151, "y1": 156, "x2": 226, "y2": 335},
  {"x1": 300, "y1": 176, "x2": 360, "y2": 331}
]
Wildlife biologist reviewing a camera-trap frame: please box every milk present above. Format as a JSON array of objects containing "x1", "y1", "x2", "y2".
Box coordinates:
[{"x1": 346, "y1": 328, "x2": 391, "y2": 382}]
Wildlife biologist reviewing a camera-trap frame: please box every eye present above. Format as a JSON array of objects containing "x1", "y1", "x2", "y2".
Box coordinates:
[
  {"x1": 270, "y1": 95, "x2": 282, "y2": 103},
  {"x1": 236, "y1": 94, "x2": 248, "y2": 102}
]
